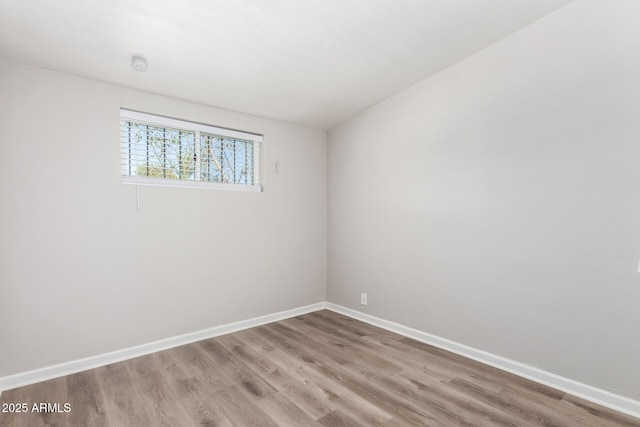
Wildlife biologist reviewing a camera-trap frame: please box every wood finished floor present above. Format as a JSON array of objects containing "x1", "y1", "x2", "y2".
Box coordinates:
[{"x1": 1, "y1": 310, "x2": 638, "y2": 427}]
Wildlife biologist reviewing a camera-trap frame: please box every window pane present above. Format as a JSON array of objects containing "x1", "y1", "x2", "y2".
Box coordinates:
[
  {"x1": 120, "y1": 110, "x2": 260, "y2": 190},
  {"x1": 122, "y1": 121, "x2": 195, "y2": 181},
  {"x1": 200, "y1": 133, "x2": 254, "y2": 185}
]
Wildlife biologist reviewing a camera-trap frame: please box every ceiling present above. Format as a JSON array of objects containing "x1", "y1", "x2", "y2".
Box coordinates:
[{"x1": 0, "y1": 0, "x2": 573, "y2": 129}]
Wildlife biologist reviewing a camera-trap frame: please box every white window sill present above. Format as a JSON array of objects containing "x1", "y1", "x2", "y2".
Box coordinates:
[{"x1": 122, "y1": 176, "x2": 262, "y2": 192}]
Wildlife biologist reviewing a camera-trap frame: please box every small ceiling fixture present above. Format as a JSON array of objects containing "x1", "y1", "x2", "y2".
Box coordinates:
[{"x1": 131, "y1": 56, "x2": 148, "y2": 72}]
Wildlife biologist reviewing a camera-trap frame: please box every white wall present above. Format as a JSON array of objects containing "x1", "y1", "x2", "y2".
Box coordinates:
[
  {"x1": 328, "y1": 0, "x2": 640, "y2": 400},
  {"x1": 0, "y1": 59, "x2": 326, "y2": 377}
]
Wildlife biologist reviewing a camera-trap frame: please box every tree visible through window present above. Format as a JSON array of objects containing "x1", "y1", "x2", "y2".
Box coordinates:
[
  {"x1": 124, "y1": 123, "x2": 196, "y2": 179},
  {"x1": 199, "y1": 134, "x2": 255, "y2": 185},
  {"x1": 120, "y1": 109, "x2": 261, "y2": 190}
]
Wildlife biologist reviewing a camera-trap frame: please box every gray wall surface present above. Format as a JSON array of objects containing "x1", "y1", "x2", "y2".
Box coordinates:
[
  {"x1": 327, "y1": 0, "x2": 640, "y2": 400},
  {"x1": 0, "y1": 59, "x2": 327, "y2": 377}
]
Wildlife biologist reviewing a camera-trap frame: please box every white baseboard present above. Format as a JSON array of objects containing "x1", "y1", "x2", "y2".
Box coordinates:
[
  {"x1": 325, "y1": 303, "x2": 640, "y2": 420},
  {"x1": 0, "y1": 302, "x2": 326, "y2": 392},
  {"x1": 2, "y1": 301, "x2": 639, "y2": 420}
]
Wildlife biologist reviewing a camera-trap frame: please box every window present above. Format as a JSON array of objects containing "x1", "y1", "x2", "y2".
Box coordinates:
[{"x1": 120, "y1": 109, "x2": 262, "y2": 192}]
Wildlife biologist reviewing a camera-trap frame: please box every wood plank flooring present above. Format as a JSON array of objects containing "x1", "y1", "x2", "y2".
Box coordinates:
[{"x1": 1, "y1": 310, "x2": 638, "y2": 426}]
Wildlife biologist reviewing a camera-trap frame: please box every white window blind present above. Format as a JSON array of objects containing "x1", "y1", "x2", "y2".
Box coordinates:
[{"x1": 120, "y1": 109, "x2": 262, "y2": 192}]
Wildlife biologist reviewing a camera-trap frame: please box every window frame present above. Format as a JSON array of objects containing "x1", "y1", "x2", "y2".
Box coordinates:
[{"x1": 120, "y1": 109, "x2": 262, "y2": 192}]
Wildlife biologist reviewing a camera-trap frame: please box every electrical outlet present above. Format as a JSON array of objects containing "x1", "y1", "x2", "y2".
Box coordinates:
[{"x1": 360, "y1": 292, "x2": 367, "y2": 306}]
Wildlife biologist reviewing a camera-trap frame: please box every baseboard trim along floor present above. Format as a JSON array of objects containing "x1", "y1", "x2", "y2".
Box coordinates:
[
  {"x1": 0, "y1": 302, "x2": 326, "y2": 393},
  {"x1": 1, "y1": 301, "x2": 638, "y2": 419},
  {"x1": 325, "y1": 303, "x2": 640, "y2": 420}
]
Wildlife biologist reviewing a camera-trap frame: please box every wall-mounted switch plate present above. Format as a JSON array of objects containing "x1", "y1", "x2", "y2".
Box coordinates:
[{"x1": 360, "y1": 292, "x2": 367, "y2": 306}]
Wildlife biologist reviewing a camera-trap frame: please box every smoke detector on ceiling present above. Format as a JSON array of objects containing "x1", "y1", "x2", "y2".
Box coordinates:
[{"x1": 131, "y1": 56, "x2": 148, "y2": 72}]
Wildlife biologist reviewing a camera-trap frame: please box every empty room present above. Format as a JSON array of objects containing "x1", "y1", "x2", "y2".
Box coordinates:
[{"x1": 1, "y1": 0, "x2": 639, "y2": 426}]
